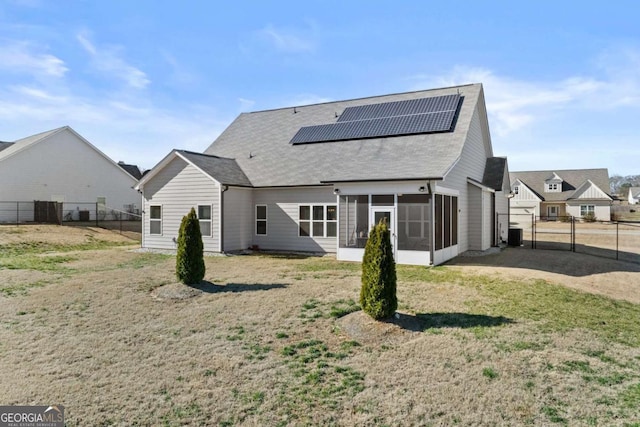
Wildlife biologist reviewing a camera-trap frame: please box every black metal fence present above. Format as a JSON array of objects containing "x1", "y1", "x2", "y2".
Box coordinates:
[
  {"x1": 0, "y1": 200, "x2": 141, "y2": 237},
  {"x1": 502, "y1": 213, "x2": 640, "y2": 264}
]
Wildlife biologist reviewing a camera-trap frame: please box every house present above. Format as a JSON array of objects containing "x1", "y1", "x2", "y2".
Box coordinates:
[
  {"x1": 628, "y1": 187, "x2": 640, "y2": 205},
  {"x1": 0, "y1": 126, "x2": 141, "y2": 222},
  {"x1": 509, "y1": 168, "x2": 613, "y2": 222},
  {"x1": 136, "y1": 83, "x2": 510, "y2": 266}
]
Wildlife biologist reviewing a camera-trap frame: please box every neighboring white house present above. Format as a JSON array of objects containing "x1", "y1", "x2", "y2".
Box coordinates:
[
  {"x1": 0, "y1": 126, "x2": 141, "y2": 223},
  {"x1": 136, "y1": 83, "x2": 510, "y2": 266},
  {"x1": 628, "y1": 187, "x2": 640, "y2": 205},
  {"x1": 510, "y1": 169, "x2": 613, "y2": 223}
]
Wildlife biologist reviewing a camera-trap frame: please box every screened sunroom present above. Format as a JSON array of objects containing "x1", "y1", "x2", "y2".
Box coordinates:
[{"x1": 336, "y1": 190, "x2": 459, "y2": 266}]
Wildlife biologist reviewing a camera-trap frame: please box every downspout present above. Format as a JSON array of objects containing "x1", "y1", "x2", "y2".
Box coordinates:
[
  {"x1": 220, "y1": 185, "x2": 229, "y2": 253},
  {"x1": 139, "y1": 187, "x2": 144, "y2": 249}
]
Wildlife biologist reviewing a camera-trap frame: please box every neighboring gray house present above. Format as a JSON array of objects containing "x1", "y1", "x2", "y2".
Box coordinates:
[
  {"x1": 628, "y1": 186, "x2": 640, "y2": 205},
  {"x1": 136, "y1": 83, "x2": 510, "y2": 265},
  {"x1": 0, "y1": 126, "x2": 141, "y2": 222},
  {"x1": 510, "y1": 168, "x2": 613, "y2": 221}
]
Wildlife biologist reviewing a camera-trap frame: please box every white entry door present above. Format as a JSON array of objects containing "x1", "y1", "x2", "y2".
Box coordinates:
[
  {"x1": 547, "y1": 205, "x2": 558, "y2": 218},
  {"x1": 370, "y1": 207, "x2": 396, "y2": 257}
]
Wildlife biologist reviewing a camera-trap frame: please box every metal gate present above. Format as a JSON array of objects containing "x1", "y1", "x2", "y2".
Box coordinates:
[{"x1": 34, "y1": 201, "x2": 62, "y2": 224}]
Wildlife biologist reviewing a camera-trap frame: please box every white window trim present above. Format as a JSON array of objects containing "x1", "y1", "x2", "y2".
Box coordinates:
[
  {"x1": 197, "y1": 204, "x2": 213, "y2": 237},
  {"x1": 580, "y1": 204, "x2": 595, "y2": 216},
  {"x1": 149, "y1": 204, "x2": 162, "y2": 236},
  {"x1": 298, "y1": 204, "x2": 337, "y2": 238},
  {"x1": 513, "y1": 186, "x2": 519, "y2": 195},
  {"x1": 255, "y1": 204, "x2": 267, "y2": 236},
  {"x1": 546, "y1": 183, "x2": 561, "y2": 192}
]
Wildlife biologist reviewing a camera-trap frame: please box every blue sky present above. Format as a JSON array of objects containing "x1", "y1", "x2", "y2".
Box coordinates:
[{"x1": 1, "y1": 1, "x2": 639, "y2": 175}]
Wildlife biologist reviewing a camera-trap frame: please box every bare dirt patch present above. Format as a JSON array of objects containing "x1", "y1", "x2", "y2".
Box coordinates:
[
  {"x1": 450, "y1": 246, "x2": 640, "y2": 304},
  {"x1": 151, "y1": 283, "x2": 203, "y2": 300},
  {"x1": 0, "y1": 224, "x2": 138, "y2": 246},
  {"x1": 338, "y1": 311, "x2": 421, "y2": 346}
]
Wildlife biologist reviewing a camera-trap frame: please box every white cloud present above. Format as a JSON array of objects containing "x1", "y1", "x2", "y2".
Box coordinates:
[
  {"x1": 161, "y1": 51, "x2": 198, "y2": 86},
  {"x1": 0, "y1": 85, "x2": 227, "y2": 169},
  {"x1": 76, "y1": 30, "x2": 150, "y2": 89},
  {"x1": 10, "y1": 85, "x2": 68, "y2": 103},
  {"x1": 0, "y1": 40, "x2": 68, "y2": 77},
  {"x1": 405, "y1": 47, "x2": 640, "y2": 175},
  {"x1": 238, "y1": 97, "x2": 255, "y2": 111},
  {"x1": 260, "y1": 24, "x2": 315, "y2": 53},
  {"x1": 409, "y1": 66, "x2": 608, "y2": 136}
]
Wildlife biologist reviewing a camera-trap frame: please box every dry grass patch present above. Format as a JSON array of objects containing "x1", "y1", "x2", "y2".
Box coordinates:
[{"x1": 1, "y1": 225, "x2": 640, "y2": 425}]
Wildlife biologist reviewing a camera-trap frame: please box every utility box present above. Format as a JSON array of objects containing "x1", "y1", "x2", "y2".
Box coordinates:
[
  {"x1": 79, "y1": 210, "x2": 90, "y2": 221},
  {"x1": 508, "y1": 228, "x2": 523, "y2": 246}
]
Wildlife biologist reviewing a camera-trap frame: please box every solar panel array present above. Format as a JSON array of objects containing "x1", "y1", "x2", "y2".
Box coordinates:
[
  {"x1": 291, "y1": 93, "x2": 461, "y2": 145},
  {"x1": 337, "y1": 93, "x2": 460, "y2": 122}
]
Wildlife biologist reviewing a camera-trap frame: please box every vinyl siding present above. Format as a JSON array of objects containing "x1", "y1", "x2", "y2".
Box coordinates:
[
  {"x1": 0, "y1": 128, "x2": 139, "y2": 222},
  {"x1": 467, "y1": 184, "x2": 482, "y2": 250},
  {"x1": 442, "y1": 106, "x2": 490, "y2": 253},
  {"x1": 482, "y1": 190, "x2": 492, "y2": 249},
  {"x1": 511, "y1": 181, "x2": 541, "y2": 218},
  {"x1": 511, "y1": 182, "x2": 540, "y2": 203},
  {"x1": 573, "y1": 183, "x2": 609, "y2": 200},
  {"x1": 495, "y1": 192, "x2": 509, "y2": 243},
  {"x1": 143, "y1": 157, "x2": 220, "y2": 251},
  {"x1": 566, "y1": 201, "x2": 611, "y2": 221},
  {"x1": 252, "y1": 187, "x2": 336, "y2": 253},
  {"x1": 223, "y1": 187, "x2": 253, "y2": 251}
]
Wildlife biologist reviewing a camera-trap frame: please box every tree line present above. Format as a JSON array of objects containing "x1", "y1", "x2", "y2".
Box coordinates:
[{"x1": 610, "y1": 174, "x2": 640, "y2": 195}]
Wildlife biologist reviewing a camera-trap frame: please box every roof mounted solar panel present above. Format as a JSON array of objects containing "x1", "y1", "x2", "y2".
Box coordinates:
[
  {"x1": 337, "y1": 93, "x2": 460, "y2": 122},
  {"x1": 291, "y1": 110, "x2": 457, "y2": 145},
  {"x1": 290, "y1": 92, "x2": 462, "y2": 145}
]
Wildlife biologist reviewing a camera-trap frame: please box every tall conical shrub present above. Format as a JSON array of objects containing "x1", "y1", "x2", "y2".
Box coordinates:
[
  {"x1": 176, "y1": 207, "x2": 206, "y2": 284},
  {"x1": 360, "y1": 219, "x2": 397, "y2": 320}
]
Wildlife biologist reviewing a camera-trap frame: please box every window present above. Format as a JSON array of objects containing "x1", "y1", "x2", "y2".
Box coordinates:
[
  {"x1": 546, "y1": 183, "x2": 560, "y2": 192},
  {"x1": 256, "y1": 205, "x2": 267, "y2": 235},
  {"x1": 513, "y1": 186, "x2": 519, "y2": 195},
  {"x1": 580, "y1": 205, "x2": 595, "y2": 216},
  {"x1": 299, "y1": 204, "x2": 337, "y2": 237},
  {"x1": 198, "y1": 205, "x2": 212, "y2": 236},
  {"x1": 150, "y1": 205, "x2": 162, "y2": 235}
]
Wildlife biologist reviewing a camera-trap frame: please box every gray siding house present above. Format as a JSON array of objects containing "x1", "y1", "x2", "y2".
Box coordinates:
[
  {"x1": 137, "y1": 83, "x2": 510, "y2": 265},
  {"x1": 510, "y1": 169, "x2": 613, "y2": 222}
]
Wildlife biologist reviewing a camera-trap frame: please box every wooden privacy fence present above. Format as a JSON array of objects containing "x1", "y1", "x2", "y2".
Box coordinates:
[{"x1": 502, "y1": 213, "x2": 640, "y2": 264}]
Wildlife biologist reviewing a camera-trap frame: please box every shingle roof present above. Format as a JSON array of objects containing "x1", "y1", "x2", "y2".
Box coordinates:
[
  {"x1": 178, "y1": 150, "x2": 252, "y2": 187},
  {"x1": 483, "y1": 157, "x2": 508, "y2": 191},
  {"x1": 117, "y1": 162, "x2": 143, "y2": 180},
  {"x1": 204, "y1": 84, "x2": 485, "y2": 187},
  {"x1": 510, "y1": 168, "x2": 611, "y2": 201},
  {"x1": 0, "y1": 142, "x2": 14, "y2": 152}
]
